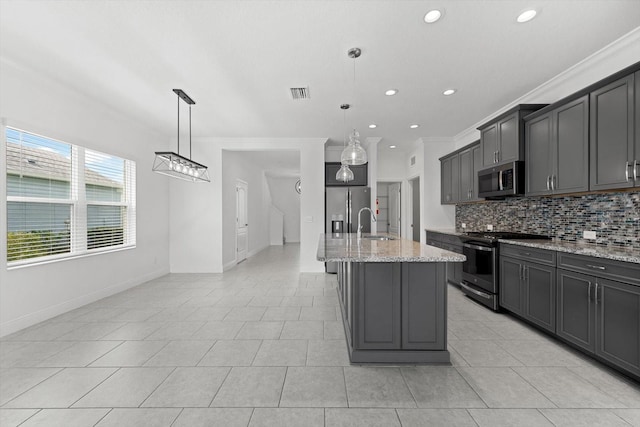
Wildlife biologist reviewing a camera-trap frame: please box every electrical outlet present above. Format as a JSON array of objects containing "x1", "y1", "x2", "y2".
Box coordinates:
[
  {"x1": 487, "y1": 224, "x2": 493, "y2": 231},
  {"x1": 461, "y1": 223, "x2": 466, "y2": 229},
  {"x1": 583, "y1": 230, "x2": 597, "y2": 240}
]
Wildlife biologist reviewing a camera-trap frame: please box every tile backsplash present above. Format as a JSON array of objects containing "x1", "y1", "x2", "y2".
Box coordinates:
[{"x1": 455, "y1": 191, "x2": 640, "y2": 250}]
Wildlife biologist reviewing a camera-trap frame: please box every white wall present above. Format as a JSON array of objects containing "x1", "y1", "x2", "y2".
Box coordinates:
[
  {"x1": 266, "y1": 176, "x2": 301, "y2": 243},
  {"x1": 170, "y1": 138, "x2": 325, "y2": 273},
  {"x1": 454, "y1": 28, "x2": 640, "y2": 149},
  {"x1": 0, "y1": 58, "x2": 170, "y2": 336}
]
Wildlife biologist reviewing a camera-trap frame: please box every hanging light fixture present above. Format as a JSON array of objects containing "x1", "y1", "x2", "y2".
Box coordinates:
[
  {"x1": 340, "y1": 47, "x2": 367, "y2": 166},
  {"x1": 153, "y1": 89, "x2": 210, "y2": 182},
  {"x1": 336, "y1": 104, "x2": 354, "y2": 183}
]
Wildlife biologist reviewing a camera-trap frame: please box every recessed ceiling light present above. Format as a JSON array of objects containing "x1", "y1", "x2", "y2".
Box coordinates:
[
  {"x1": 517, "y1": 9, "x2": 537, "y2": 23},
  {"x1": 409, "y1": 124, "x2": 419, "y2": 129},
  {"x1": 385, "y1": 89, "x2": 398, "y2": 96},
  {"x1": 389, "y1": 145, "x2": 397, "y2": 149},
  {"x1": 369, "y1": 124, "x2": 377, "y2": 129},
  {"x1": 424, "y1": 9, "x2": 442, "y2": 23},
  {"x1": 443, "y1": 89, "x2": 457, "y2": 96}
]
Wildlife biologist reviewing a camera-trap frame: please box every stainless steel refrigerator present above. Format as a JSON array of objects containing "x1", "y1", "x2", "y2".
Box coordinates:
[{"x1": 325, "y1": 187, "x2": 371, "y2": 273}]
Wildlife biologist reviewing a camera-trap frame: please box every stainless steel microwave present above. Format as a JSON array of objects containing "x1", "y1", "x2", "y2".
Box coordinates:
[{"x1": 477, "y1": 161, "x2": 524, "y2": 199}]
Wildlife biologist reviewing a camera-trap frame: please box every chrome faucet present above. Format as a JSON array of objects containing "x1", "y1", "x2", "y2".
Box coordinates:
[{"x1": 357, "y1": 207, "x2": 377, "y2": 239}]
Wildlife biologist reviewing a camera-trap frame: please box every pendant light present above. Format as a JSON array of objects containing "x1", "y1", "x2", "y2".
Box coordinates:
[
  {"x1": 153, "y1": 89, "x2": 210, "y2": 182},
  {"x1": 336, "y1": 104, "x2": 354, "y2": 182},
  {"x1": 340, "y1": 47, "x2": 367, "y2": 166}
]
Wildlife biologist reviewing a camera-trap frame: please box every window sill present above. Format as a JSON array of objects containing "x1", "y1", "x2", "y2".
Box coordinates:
[{"x1": 6, "y1": 244, "x2": 136, "y2": 270}]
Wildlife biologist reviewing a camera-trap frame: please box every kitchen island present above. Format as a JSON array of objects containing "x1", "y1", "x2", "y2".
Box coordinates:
[{"x1": 317, "y1": 233, "x2": 466, "y2": 364}]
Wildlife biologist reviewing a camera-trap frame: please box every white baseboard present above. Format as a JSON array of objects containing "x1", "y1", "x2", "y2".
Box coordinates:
[
  {"x1": 0, "y1": 267, "x2": 169, "y2": 337},
  {"x1": 223, "y1": 259, "x2": 237, "y2": 271}
]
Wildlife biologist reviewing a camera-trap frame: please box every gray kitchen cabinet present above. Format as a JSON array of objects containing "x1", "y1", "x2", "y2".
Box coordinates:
[
  {"x1": 557, "y1": 253, "x2": 640, "y2": 378},
  {"x1": 441, "y1": 155, "x2": 455, "y2": 204},
  {"x1": 590, "y1": 73, "x2": 635, "y2": 190},
  {"x1": 557, "y1": 269, "x2": 596, "y2": 352},
  {"x1": 440, "y1": 140, "x2": 481, "y2": 204},
  {"x1": 500, "y1": 256, "x2": 523, "y2": 315},
  {"x1": 500, "y1": 244, "x2": 556, "y2": 333},
  {"x1": 426, "y1": 231, "x2": 462, "y2": 286},
  {"x1": 472, "y1": 144, "x2": 482, "y2": 200},
  {"x1": 356, "y1": 263, "x2": 401, "y2": 349},
  {"x1": 479, "y1": 104, "x2": 547, "y2": 169},
  {"x1": 337, "y1": 260, "x2": 449, "y2": 362},
  {"x1": 524, "y1": 262, "x2": 556, "y2": 332},
  {"x1": 402, "y1": 263, "x2": 446, "y2": 350},
  {"x1": 525, "y1": 112, "x2": 553, "y2": 195},
  {"x1": 596, "y1": 277, "x2": 640, "y2": 377},
  {"x1": 525, "y1": 96, "x2": 589, "y2": 196},
  {"x1": 459, "y1": 148, "x2": 473, "y2": 201}
]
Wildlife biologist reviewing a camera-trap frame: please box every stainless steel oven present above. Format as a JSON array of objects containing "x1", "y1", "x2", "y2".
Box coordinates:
[
  {"x1": 461, "y1": 241, "x2": 499, "y2": 310},
  {"x1": 458, "y1": 232, "x2": 550, "y2": 311}
]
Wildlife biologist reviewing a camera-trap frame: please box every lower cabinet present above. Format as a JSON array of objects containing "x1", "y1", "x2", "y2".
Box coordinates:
[
  {"x1": 426, "y1": 231, "x2": 463, "y2": 287},
  {"x1": 499, "y1": 255, "x2": 556, "y2": 333},
  {"x1": 557, "y1": 269, "x2": 640, "y2": 377},
  {"x1": 337, "y1": 261, "x2": 448, "y2": 363}
]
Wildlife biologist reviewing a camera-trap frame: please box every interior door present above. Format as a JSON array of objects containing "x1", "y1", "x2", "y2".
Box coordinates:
[
  {"x1": 388, "y1": 183, "x2": 401, "y2": 236},
  {"x1": 236, "y1": 180, "x2": 248, "y2": 263}
]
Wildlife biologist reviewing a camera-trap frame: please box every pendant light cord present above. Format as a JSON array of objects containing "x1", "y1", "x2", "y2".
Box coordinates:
[
  {"x1": 177, "y1": 94, "x2": 180, "y2": 155},
  {"x1": 189, "y1": 104, "x2": 192, "y2": 159}
]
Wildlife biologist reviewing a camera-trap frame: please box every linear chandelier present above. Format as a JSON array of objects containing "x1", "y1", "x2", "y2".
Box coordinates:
[{"x1": 153, "y1": 89, "x2": 210, "y2": 182}]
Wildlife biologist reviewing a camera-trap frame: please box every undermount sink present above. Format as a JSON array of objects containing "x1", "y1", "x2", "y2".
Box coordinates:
[{"x1": 363, "y1": 235, "x2": 395, "y2": 241}]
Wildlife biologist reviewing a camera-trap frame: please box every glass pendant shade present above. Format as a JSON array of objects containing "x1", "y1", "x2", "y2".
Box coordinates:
[
  {"x1": 336, "y1": 163, "x2": 355, "y2": 182},
  {"x1": 340, "y1": 129, "x2": 367, "y2": 165}
]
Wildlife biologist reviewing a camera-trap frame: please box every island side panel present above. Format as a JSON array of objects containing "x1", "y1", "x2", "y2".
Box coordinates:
[
  {"x1": 402, "y1": 262, "x2": 447, "y2": 350},
  {"x1": 355, "y1": 262, "x2": 401, "y2": 349}
]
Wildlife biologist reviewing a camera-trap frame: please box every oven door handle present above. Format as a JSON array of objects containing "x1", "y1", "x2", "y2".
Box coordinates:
[
  {"x1": 463, "y1": 243, "x2": 494, "y2": 252},
  {"x1": 460, "y1": 282, "x2": 492, "y2": 300}
]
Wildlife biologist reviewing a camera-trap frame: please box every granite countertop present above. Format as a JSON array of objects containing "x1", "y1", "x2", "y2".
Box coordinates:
[
  {"x1": 425, "y1": 228, "x2": 640, "y2": 265},
  {"x1": 317, "y1": 233, "x2": 466, "y2": 263},
  {"x1": 499, "y1": 239, "x2": 640, "y2": 265}
]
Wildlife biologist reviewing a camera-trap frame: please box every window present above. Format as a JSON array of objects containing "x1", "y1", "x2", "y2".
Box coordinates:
[{"x1": 6, "y1": 127, "x2": 136, "y2": 265}]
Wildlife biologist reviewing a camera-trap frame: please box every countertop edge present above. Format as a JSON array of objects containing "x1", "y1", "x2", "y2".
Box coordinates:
[{"x1": 498, "y1": 239, "x2": 640, "y2": 265}]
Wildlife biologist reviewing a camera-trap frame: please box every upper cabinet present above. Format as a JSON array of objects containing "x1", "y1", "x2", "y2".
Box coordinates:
[
  {"x1": 479, "y1": 104, "x2": 547, "y2": 169},
  {"x1": 440, "y1": 140, "x2": 481, "y2": 205},
  {"x1": 589, "y1": 73, "x2": 636, "y2": 190},
  {"x1": 525, "y1": 96, "x2": 589, "y2": 196}
]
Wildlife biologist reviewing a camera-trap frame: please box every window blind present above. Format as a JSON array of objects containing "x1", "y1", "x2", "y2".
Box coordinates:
[{"x1": 5, "y1": 127, "x2": 136, "y2": 265}]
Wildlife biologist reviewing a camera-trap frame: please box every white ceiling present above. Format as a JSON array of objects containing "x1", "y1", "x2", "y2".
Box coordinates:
[{"x1": 2, "y1": 0, "x2": 640, "y2": 151}]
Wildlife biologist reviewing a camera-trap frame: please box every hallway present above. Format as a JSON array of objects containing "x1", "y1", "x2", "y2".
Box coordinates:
[{"x1": 1, "y1": 244, "x2": 639, "y2": 426}]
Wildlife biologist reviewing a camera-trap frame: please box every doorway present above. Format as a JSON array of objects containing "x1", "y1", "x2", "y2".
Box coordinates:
[
  {"x1": 377, "y1": 181, "x2": 401, "y2": 237},
  {"x1": 236, "y1": 180, "x2": 248, "y2": 263},
  {"x1": 410, "y1": 177, "x2": 420, "y2": 242}
]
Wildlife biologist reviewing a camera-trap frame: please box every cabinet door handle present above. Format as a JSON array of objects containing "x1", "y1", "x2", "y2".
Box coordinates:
[
  {"x1": 626, "y1": 161, "x2": 630, "y2": 181},
  {"x1": 587, "y1": 281, "x2": 592, "y2": 302},
  {"x1": 595, "y1": 282, "x2": 599, "y2": 305},
  {"x1": 497, "y1": 150, "x2": 500, "y2": 162},
  {"x1": 546, "y1": 176, "x2": 550, "y2": 191},
  {"x1": 634, "y1": 160, "x2": 638, "y2": 181},
  {"x1": 586, "y1": 264, "x2": 606, "y2": 270},
  {"x1": 551, "y1": 175, "x2": 555, "y2": 191}
]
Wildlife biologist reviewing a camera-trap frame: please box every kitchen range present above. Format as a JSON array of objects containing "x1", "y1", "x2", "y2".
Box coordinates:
[{"x1": 427, "y1": 230, "x2": 549, "y2": 311}]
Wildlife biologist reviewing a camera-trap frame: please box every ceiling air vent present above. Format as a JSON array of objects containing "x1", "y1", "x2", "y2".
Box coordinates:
[{"x1": 289, "y1": 87, "x2": 310, "y2": 100}]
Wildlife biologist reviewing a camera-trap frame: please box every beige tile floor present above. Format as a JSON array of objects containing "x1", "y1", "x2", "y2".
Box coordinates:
[{"x1": 1, "y1": 244, "x2": 639, "y2": 426}]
